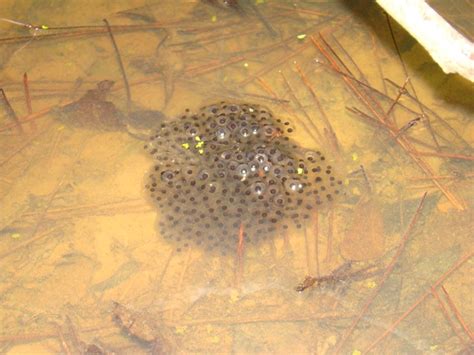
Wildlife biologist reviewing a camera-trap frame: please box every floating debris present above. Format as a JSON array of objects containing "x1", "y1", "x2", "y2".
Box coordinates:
[
  {"x1": 144, "y1": 101, "x2": 344, "y2": 254},
  {"x1": 112, "y1": 301, "x2": 175, "y2": 354},
  {"x1": 54, "y1": 80, "x2": 164, "y2": 136},
  {"x1": 295, "y1": 262, "x2": 381, "y2": 292},
  {"x1": 56, "y1": 80, "x2": 126, "y2": 131}
]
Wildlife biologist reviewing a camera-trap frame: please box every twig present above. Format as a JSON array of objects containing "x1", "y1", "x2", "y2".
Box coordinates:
[
  {"x1": 294, "y1": 63, "x2": 339, "y2": 152},
  {"x1": 384, "y1": 14, "x2": 440, "y2": 150},
  {"x1": 431, "y1": 288, "x2": 468, "y2": 344},
  {"x1": 22, "y1": 72, "x2": 36, "y2": 131},
  {"x1": 239, "y1": 42, "x2": 311, "y2": 86},
  {"x1": 314, "y1": 211, "x2": 320, "y2": 278},
  {"x1": 364, "y1": 250, "x2": 474, "y2": 352},
  {"x1": 303, "y1": 225, "x2": 312, "y2": 276},
  {"x1": 185, "y1": 56, "x2": 245, "y2": 76},
  {"x1": 279, "y1": 71, "x2": 324, "y2": 145},
  {"x1": 384, "y1": 78, "x2": 469, "y2": 148},
  {"x1": 334, "y1": 192, "x2": 428, "y2": 354},
  {"x1": 176, "y1": 248, "x2": 192, "y2": 295},
  {"x1": 0, "y1": 88, "x2": 23, "y2": 134},
  {"x1": 313, "y1": 36, "x2": 465, "y2": 210},
  {"x1": 330, "y1": 34, "x2": 369, "y2": 84},
  {"x1": 103, "y1": 19, "x2": 131, "y2": 113},
  {"x1": 441, "y1": 285, "x2": 474, "y2": 340},
  {"x1": 235, "y1": 223, "x2": 245, "y2": 287},
  {"x1": 0, "y1": 126, "x2": 48, "y2": 167},
  {"x1": 0, "y1": 225, "x2": 63, "y2": 260},
  {"x1": 56, "y1": 325, "x2": 72, "y2": 355},
  {"x1": 386, "y1": 77, "x2": 409, "y2": 117},
  {"x1": 325, "y1": 207, "x2": 334, "y2": 263},
  {"x1": 416, "y1": 151, "x2": 474, "y2": 161},
  {"x1": 172, "y1": 311, "x2": 350, "y2": 326},
  {"x1": 245, "y1": 0, "x2": 278, "y2": 37}
]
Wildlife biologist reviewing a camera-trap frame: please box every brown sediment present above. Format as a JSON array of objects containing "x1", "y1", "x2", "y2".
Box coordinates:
[{"x1": 340, "y1": 197, "x2": 385, "y2": 261}]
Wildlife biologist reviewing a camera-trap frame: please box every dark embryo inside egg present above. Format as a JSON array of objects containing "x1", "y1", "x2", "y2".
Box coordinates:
[{"x1": 144, "y1": 101, "x2": 343, "y2": 254}]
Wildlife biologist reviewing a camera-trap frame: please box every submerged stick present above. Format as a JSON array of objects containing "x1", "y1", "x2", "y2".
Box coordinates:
[
  {"x1": 22, "y1": 72, "x2": 36, "y2": 131},
  {"x1": 313, "y1": 36, "x2": 465, "y2": 210},
  {"x1": 294, "y1": 63, "x2": 340, "y2": 152},
  {"x1": 431, "y1": 288, "x2": 467, "y2": 344},
  {"x1": 103, "y1": 19, "x2": 131, "y2": 113},
  {"x1": 365, "y1": 250, "x2": 474, "y2": 352},
  {"x1": 441, "y1": 285, "x2": 474, "y2": 340},
  {"x1": 235, "y1": 223, "x2": 245, "y2": 287},
  {"x1": 279, "y1": 71, "x2": 324, "y2": 145},
  {"x1": 0, "y1": 88, "x2": 23, "y2": 134},
  {"x1": 334, "y1": 192, "x2": 428, "y2": 354},
  {"x1": 384, "y1": 14, "x2": 441, "y2": 150},
  {"x1": 245, "y1": 0, "x2": 278, "y2": 37}
]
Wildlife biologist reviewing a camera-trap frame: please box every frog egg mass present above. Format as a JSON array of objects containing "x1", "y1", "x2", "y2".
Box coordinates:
[{"x1": 144, "y1": 102, "x2": 343, "y2": 254}]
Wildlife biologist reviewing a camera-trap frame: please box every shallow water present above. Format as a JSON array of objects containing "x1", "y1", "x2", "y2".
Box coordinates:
[{"x1": 0, "y1": 0, "x2": 472, "y2": 354}]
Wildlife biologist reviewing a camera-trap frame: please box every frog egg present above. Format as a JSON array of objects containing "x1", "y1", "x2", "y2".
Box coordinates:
[
  {"x1": 228, "y1": 104, "x2": 240, "y2": 113},
  {"x1": 250, "y1": 124, "x2": 259, "y2": 135},
  {"x1": 216, "y1": 115, "x2": 228, "y2": 126},
  {"x1": 160, "y1": 170, "x2": 176, "y2": 182},
  {"x1": 254, "y1": 153, "x2": 268, "y2": 164},
  {"x1": 186, "y1": 126, "x2": 199, "y2": 137},
  {"x1": 249, "y1": 181, "x2": 266, "y2": 196},
  {"x1": 227, "y1": 121, "x2": 238, "y2": 131},
  {"x1": 304, "y1": 150, "x2": 321, "y2": 162},
  {"x1": 270, "y1": 165, "x2": 284, "y2": 177},
  {"x1": 227, "y1": 160, "x2": 239, "y2": 172},
  {"x1": 249, "y1": 161, "x2": 259, "y2": 173},
  {"x1": 246, "y1": 151, "x2": 256, "y2": 161},
  {"x1": 285, "y1": 179, "x2": 304, "y2": 192},
  {"x1": 260, "y1": 162, "x2": 272, "y2": 174},
  {"x1": 273, "y1": 194, "x2": 286, "y2": 206},
  {"x1": 198, "y1": 169, "x2": 210, "y2": 180},
  {"x1": 237, "y1": 163, "x2": 250, "y2": 178},
  {"x1": 207, "y1": 181, "x2": 221, "y2": 193},
  {"x1": 201, "y1": 104, "x2": 219, "y2": 115},
  {"x1": 263, "y1": 125, "x2": 277, "y2": 137},
  {"x1": 216, "y1": 169, "x2": 227, "y2": 178},
  {"x1": 216, "y1": 127, "x2": 230, "y2": 141},
  {"x1": 220, "y1": 150, "x2": 232, "y2": 160},
  {"x1": 239, "y1": 126, "x2": 251, "y2": 138},
  {"x1": 233, "y1": 152, "x2": 246, "y2": 162}
]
